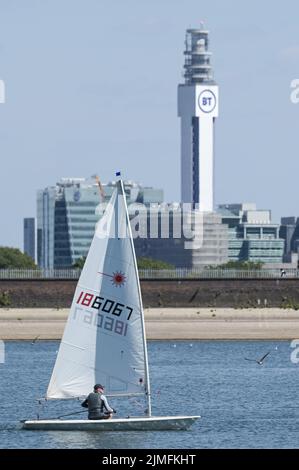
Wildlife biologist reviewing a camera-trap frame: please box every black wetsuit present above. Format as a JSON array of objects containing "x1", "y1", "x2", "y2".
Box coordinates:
[{"x1": 81, "y1": 392, "x2": 114, "y2": 420}]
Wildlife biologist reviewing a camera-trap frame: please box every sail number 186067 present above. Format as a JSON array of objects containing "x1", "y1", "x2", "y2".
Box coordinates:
[{"x1": 76, "y1": 291, "x2": 133, "y2": 320}]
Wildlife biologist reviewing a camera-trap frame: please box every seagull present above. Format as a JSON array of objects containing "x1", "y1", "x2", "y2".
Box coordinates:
[
  {"x1": 31, "y1": 336, "x2": 39, "y2": 345},
  {"x1": 245, "y1": 351, "x2": 271, "y2": 365}
]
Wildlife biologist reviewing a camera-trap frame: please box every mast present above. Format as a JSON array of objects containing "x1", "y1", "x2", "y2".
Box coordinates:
[
  {"x1": 46, "y1": 173, "x2": 151, "y2": 410},
  {"x1": 117, "y1": 177, "x2": 152, "y2": 416}
]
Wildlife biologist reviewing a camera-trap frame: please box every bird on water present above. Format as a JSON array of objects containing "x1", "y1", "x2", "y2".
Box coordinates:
[
  {"x1": 245, "y1": 351, "x2": 271, "y2": 365},
  {"x1": 31, "y1": 336, "x2": 39, "y2": 345}
]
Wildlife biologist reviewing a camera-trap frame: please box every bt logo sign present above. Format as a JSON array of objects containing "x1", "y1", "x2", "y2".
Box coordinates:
[{"x1": 198, "y1": 89, "x2": 216, "y2": 113}]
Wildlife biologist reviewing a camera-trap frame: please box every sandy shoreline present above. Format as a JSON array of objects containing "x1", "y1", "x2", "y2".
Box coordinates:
[{"x1": 1, "y1": 308, "x2": 299, "y2": 340}]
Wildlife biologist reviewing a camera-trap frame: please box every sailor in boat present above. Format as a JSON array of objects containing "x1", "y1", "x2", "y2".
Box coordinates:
[{"x1": 81, "y1": 384, "x2": 116, "y2": 420}]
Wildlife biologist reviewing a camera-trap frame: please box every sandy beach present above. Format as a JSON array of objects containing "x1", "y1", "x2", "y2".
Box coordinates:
[{"x1": 1, "y1": 308, "x2": 299, "y2": 340}]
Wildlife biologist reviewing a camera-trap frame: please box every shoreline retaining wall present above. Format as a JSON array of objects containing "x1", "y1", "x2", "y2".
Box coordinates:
[{"x1": 1, "y1": 279, "x2": 299, "y2": 309}]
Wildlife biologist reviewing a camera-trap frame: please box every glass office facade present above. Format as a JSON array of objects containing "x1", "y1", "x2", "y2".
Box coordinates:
[
  {"x1": 23, "y1": 218, "x2": 35, "y2": 262},
  {"x1": 218, "y1": 204, "x2": 284, "y2": 263},
  {"x1": 37, "y1": 178, "x2": 164, "y2": 268}
]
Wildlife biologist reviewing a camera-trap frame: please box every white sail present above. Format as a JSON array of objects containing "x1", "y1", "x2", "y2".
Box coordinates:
[{"x1": 47, "y1": 180, "x2": 150, "y2": 403}]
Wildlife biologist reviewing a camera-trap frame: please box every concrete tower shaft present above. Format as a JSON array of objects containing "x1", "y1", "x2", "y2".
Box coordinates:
[{"x1": 178, "y1": 25, "x2": 219, "y2": 212}]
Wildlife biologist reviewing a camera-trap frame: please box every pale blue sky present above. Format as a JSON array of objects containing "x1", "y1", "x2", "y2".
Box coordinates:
[{"x1": 0, "y1": 0, "x2": 299, "y2": 248}]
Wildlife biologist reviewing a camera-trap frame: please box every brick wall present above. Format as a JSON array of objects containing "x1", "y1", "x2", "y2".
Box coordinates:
[{"x1": 1, "y1": 279, "x2": 299, "y2": 308}]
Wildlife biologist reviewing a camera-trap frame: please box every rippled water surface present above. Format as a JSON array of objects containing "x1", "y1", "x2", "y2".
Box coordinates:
[{"x1": 0, "y1": 340, "x2": 298, "y2": 448}]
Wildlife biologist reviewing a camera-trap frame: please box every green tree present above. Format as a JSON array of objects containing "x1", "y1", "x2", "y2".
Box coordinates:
[
  {"x1": 73, "y1": 256, "x2": 86, "y2": 269},
  {"x1": 0, "y1": 247, "x2": 36, "y2": 269},
  {"x1": 218, "y1": 260, "x2": 264, "y2": 269},
  {"x1": 137, "y1": 257, "x2": 174, "y2": 269},
  {"x1": 73, "y1": 256, "x2": 174, "y2": 270}
]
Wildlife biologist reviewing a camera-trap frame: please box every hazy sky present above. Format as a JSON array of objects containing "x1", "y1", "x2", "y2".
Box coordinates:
[{"x1": 1, "y1": 0, "x2": 299, "y2": 249}]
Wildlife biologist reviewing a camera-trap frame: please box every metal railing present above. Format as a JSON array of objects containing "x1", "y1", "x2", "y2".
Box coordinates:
[
  {"x1": 0, "y1": 269, "x2": 81, "y2": 279},
  {"x1": 0, "y1": 268, "x2": 298, "y2": 280},
  {"x1": 139, "y1": 268, "x2": 299, "y2": 279}
]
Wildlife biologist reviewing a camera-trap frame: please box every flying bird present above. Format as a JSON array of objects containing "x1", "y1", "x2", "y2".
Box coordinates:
[
  {"x1": 31, "y1": 336, "x2": 39, "y2": 345},
  {"x1": 245, "y1": 351, "x2": 271, "y2": 365}
]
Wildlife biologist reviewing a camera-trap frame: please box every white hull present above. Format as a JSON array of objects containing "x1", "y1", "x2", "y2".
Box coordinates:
[{"x1": 22, "y1": 415, "x2": 200, "y2": 431}]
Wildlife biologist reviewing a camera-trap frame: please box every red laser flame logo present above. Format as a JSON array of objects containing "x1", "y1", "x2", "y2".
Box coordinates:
[
  {"x1": 111, "y1": 271, "x2": 126, "y2": 287},
  {"x1": 98, "y1": 270, "x2": 126, "y2": 287}
]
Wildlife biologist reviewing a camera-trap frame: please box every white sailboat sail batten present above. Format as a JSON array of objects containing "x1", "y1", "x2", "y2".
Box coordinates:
[{"x1": 46, "y1": 181, "x2": 149, "y2": 400}]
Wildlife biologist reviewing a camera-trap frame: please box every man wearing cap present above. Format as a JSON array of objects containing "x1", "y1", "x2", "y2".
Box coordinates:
[{"x1": 81, "y1": 384, "x2": 116, "y2": 420}]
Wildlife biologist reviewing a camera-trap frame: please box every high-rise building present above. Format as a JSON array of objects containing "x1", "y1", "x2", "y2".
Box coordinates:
[
  {"x1": 23, "y1": 218, "x2": 35, "y2": 262},
  {"x1": 178, "y1": 25, "x2": 219, "y2": 210},
  {"x1": 218, "y1": 203, "x2": 284, "y2": 263},
  {"x1": 279, "y1": 217, "x2": 299, "y2": 263},
  {"x1": 133, "y1": 206, "x2": 228, "y2": 268},
  {"x1": 37, "y1": 177, "x2": 164, "y2": 268}
]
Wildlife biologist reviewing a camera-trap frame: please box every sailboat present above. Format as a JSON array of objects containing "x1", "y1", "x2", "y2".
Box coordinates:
[{"x1": 22, "y1": 176, "x2": 200, "y2": 431}]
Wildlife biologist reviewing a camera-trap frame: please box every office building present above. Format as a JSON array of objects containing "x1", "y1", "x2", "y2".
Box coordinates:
[
  {"x1": 219, "y1": 203, "x2": 284, "y2": 263},
  {"x1": 279, "y1": 217, "x2": 299, "y2": 264},
  {"x1": 133, "y1": 206, "x2": 228, "y2": 268},
  {"x1": 37, "y1": 177, "x2": 164, "y2": 268},
  {"x1": 23, "y1": 217, "x2": 35, "y2": 262}
]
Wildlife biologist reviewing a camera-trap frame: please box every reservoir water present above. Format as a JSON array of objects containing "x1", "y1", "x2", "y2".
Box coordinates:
[{"x1": 0, "y1": 340, "x2": 298, "y2": 449}]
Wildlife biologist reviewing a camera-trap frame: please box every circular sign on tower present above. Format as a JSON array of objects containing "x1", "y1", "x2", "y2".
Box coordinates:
[{"x1": 198, "y1": 89, "x2": 217, "y2": 113}]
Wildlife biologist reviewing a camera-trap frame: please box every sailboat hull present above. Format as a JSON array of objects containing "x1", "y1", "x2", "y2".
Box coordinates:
[{"x1": 22, "y1": 415, "x2": 200, "y2": 431}]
